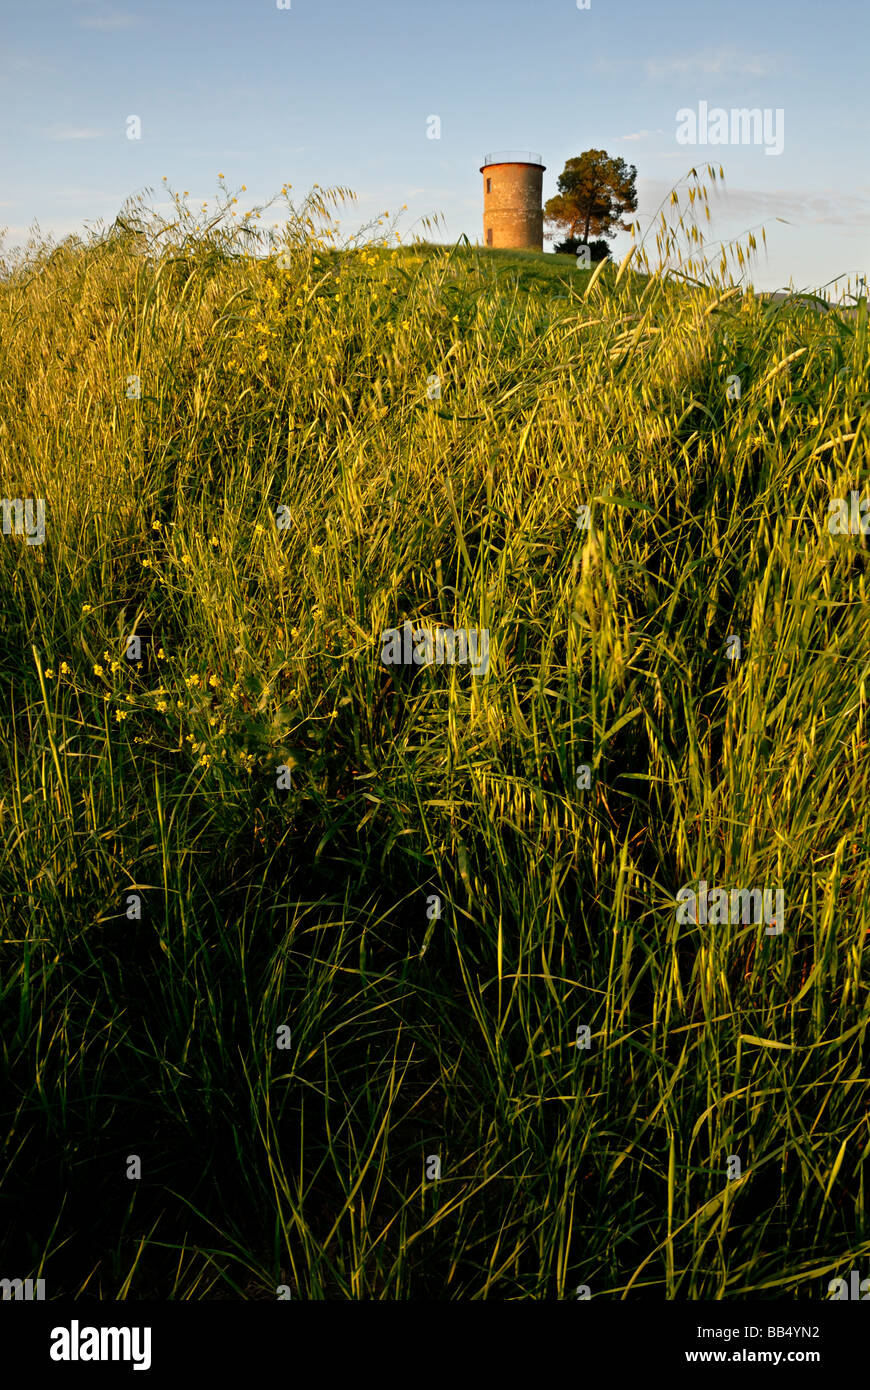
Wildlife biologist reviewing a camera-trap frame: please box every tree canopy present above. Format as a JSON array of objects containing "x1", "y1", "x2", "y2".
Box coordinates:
[{"x1": 544, "y1": 150, "x2": 638, "y2": 249}]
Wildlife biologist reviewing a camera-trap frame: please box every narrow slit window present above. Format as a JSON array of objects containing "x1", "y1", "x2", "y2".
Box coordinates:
[
  {"x1": 486, "y1": 227, "x2": 493, "y2": 246},
  {"x1": 486, "y1": 178, "x2": 492, "y2": 193}
]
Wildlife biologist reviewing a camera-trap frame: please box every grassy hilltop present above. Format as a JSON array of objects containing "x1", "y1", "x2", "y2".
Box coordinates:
[{"x1": 1, "y1": 178, "x2": 869, "y2": 1299}]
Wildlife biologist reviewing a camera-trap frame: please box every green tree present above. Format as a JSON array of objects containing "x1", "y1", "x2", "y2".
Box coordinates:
[{"x1": 545, "y1": 150, "x2": 638, "y2": 249}]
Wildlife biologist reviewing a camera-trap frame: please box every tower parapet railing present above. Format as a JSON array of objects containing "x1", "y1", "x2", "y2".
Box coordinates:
[{"x1": 482, "y1": 151, "x2": 544, "y2": 167}]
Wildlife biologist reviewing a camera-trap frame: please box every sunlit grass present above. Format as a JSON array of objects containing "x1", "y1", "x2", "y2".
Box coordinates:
[{"x1": 1, "y1": 170, "x2": 869, "y2": 1299}]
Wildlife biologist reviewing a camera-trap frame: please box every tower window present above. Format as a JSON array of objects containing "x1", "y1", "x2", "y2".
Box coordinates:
[
  {"x1": 486, "y1": 178, "x2": 492, "y2": 193},
  {"x1": 486, "y1": 227, "x2": 493, "y2": 246}
]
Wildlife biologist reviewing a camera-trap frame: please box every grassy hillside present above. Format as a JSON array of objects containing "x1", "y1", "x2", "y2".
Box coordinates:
[{"x1": 1, "y1": 179, "x2": 869, "y2": 1299}]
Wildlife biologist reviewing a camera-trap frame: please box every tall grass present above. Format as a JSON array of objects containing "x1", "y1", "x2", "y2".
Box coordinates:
[{"x1": 1, "y1": 170, "x2": 869, "y2": 1299}]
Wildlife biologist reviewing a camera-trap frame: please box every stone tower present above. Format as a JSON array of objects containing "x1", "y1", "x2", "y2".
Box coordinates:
[{"x1": 480, "y1": 151, "x2": 546, "y2": 251}]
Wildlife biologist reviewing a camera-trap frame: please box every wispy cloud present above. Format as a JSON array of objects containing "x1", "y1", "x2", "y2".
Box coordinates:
[
  {"x1": 0, "y1": 52, "x2": 58, "y2": 77},
  {"x1": 73, "y1": 2, "x2": 139, "y2": 31},
  {"x1": 52, "y1": 188, "x2": 127, "y2": 202},
  {"x1": 635, "y1": 178, "x2": 870, "y2": 231},
  {"x1": 645, "y1": 48, "x2": 787, "y2": 80},
  {"x1": 45, "y1": 126, "x2": 105, "y2": 142},
  {"x1": 621, "y1": 129, "x2": 665, "y2": 142},
  {"x1": 79, "y1": 14, "x2": 138, "y2": 30}
]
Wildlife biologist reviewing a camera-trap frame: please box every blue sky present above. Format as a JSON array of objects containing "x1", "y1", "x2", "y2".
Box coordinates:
[{"x1": 2, "y1": 0, "x2": 868, "y2": 294}]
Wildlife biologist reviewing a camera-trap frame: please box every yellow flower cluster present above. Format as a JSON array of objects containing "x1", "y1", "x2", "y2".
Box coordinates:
[{"x1": 227, "y1": 270, "x2": 291, "y2": 372}]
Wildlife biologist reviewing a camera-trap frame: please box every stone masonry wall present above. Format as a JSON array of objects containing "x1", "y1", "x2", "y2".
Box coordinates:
[{"x1": 481, "y1": 162, "x2": 545, "y2": 250}]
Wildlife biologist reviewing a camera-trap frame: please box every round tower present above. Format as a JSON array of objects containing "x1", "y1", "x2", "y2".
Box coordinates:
[{"x1": 480, "y1": 151, "x2": 546, "y2": 251}]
